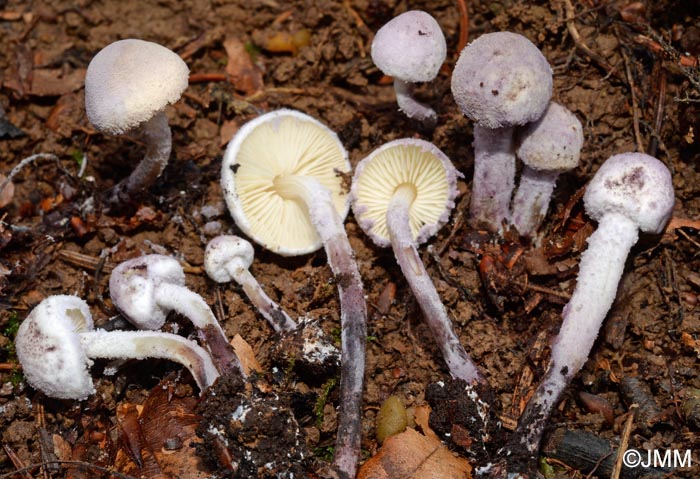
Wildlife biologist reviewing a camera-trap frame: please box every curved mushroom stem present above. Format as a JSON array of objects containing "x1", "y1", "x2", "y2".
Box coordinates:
[
  {"x1": 154, "y1": 282, "x2": 246, "y2": 377},
  {"x1": 79, "y1": 329, "x2": 220, "y2": 394},
  {"x1": 275, "y1": 174, "x2": 367, "y2": 479},
  {"x1": 394, "y1": 78, "x2": 437, "y2": 127},
  {"x1": 507, "y1": 212, "x2": 638, "y2": 459},
  {"x1": 103, "y1": 110, "x2": 171, "y2": 207},
  {"x1": 387, "y1": 184, "x2": 486, "y2": 385},
  {"x1": 224, "y1": 261, "x2": 298, "y2": 333},
  {"x1": 469, "y1": 124, "x2": 515, "y2": 233},
  {"x1": 510, "y1": 167, "x2": 560, "y2": 237}
]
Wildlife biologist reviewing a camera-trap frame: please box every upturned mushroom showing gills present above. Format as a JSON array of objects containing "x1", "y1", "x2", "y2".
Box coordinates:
[
  {"x1": 371, "y1": 10, "x2": 447, "y2": 126},
  {"x1": 508, "y1": 152, "x2": 674, "y2": 463},
  {"x1": 84, "y1": 39, "x2": 189, "y2": 208},
  {"x1": 451, "y1": 31, "x2": 552, "y2": 232},
  {"x1": 351, "y1": 138, "x2": 484, "y2": 386},
  {"x1": 511, "y1": 102, "x2": 584, "y2": 237},
  {"x1": 15, "y1": 295, "x2": 219, "y2": 400},
  {"x1": 221, "y1": 109, "x2": 367, "y2": 479},
  {"x1": 109, "y1": 254, "x2": 244, "y2": 376}
]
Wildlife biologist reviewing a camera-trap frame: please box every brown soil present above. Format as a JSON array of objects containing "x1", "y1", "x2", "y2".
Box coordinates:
[{"x1": 1, "y1": 0, "x2": 699, "y2": 478}]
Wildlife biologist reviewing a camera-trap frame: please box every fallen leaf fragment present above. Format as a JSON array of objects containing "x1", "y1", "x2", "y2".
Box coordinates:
[
  {"x1": 223, "y1": 36, "x2": 264, "y2": 95},
  {"x1": 357, "y1": 427, "x2": 472, "y2": 479},
  {"x1": 0, "y1": 174, "x2": 15, "y2": 208},
  {"x1": 231, "y1": 333, "x2": 263, "y2": 375}
]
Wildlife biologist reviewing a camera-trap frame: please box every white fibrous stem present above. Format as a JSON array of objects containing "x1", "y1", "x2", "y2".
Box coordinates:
[
  {"x1": 79, "y1": 329, "x2": 220, "y2": 394},
  {"x1": 155, "y1": 282, "x2": 246, "y2": 377},
  {"x1": 470, "y1": 124, "x2": 516, "y2": 233},
  {"x1": 227, "y1": 262, "x2": 297, "y2": 333},
  {"x1": 510, "y1": 167, "x2": 560, "y2": 237},
  {"x1": 511, "y1": 212, "x2": 638, "y2": 454},
  {"x1": 104, "y1": 110, "x2": 171, "y2": 206},
  {"x1": 387, "y1": 184, "x2": 485, "y2": 385},
  {"x1": 394, "y1": 78, "x2": 437, "y2": 127},
  {"x1": 275, "y1": 174, "x2": 367, "y2": 479}
]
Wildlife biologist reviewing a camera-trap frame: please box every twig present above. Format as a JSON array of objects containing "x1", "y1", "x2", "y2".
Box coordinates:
[
  {"x1": 0, "y1": 153, "x2": 60, "y2": 199},
  {"x1": 0, "y1": 461, "x2": 139, "y2": 479},
  {"x1": 610, "y1": 404, "x2": 638, "y2": 479},
  {"x1": 618, "y1": 42, "x2": 644, "y2": 152},
  {"x1": 456, "y1": 0, "x2": 469, "y2": 53}
]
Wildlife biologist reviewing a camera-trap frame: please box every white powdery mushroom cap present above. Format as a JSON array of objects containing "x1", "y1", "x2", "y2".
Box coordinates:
[
  {"x1": 451, "y1": 31, "x2": 552, "y2": 129},
  {"x1": 350, "y1": 138, "x2": 460, "y2": 248},
  {"x1": 204, "y1": 235, "x2": 255, "y2": 283},
  {"x1": 371, "y1": 10, "x2": 447, "y2": 83},
  {"x1": 109, "y1": 255, "x2": 186, "y2": 330},
  {"x1": 15, "y1": 295, "x2": 96, "y2": 400},
  {"x1": 584, "y1": 152, "x2": 675, "y2": 234},
  {"x1": 516, "y1": 102, "x2": 584, "y2": 172},
  {"x1": 221, "y1": 109, "x2": 350, "y2": 256},
  {"x1": 85, "y1": 39, "x2": 189, "y2": 135}
]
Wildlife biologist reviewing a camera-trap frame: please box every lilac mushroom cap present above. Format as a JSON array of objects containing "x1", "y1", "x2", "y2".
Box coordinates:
[
  {"x1": 451, "y1": 31, "x2": 553, "y2": 232},
  {"x1": 508, "y1": 152, "x2": 674, "y2": 460},
  {"x1": 511, "y1": 102, "x2": 584, "y2": 236},
  {"x1": 371, "y1": 10, "x2": 446, "y2": 125}
]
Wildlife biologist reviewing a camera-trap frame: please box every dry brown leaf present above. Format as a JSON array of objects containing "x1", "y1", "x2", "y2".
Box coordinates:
[
  {"x1": 231, "y1": 333, "x2": 263, "y2": 375},
  {"x1": 30, "y1": 67, "x2": 86, "y2": 96},
  {"x1": 357, "y1": 427, "x2": 472, "y2": 479},
  {"x1": 0, "y1": 174, "x2": 15, "y2": 208},
  {"x1": 223, "y1": 36, "x2": 264, "y2": 95},
  {"x1": 412, "y1": 405, "x2": 439, "y2": 441}
]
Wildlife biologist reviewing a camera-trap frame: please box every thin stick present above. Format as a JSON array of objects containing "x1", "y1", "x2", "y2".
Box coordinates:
[
  {"x1": 619, "y1": 42, "x2": 644, "y2": 152},
  {"x1": 0, "y1": 460, "x2": 139, "y2": 479},
  {"x1": 610, "y1": 404, "x2": 638, "y2": 479},
  {"x1": 0, "y1": 153, "x2": 60, "y2": 199},
  {"x1": 456, "y1": 0, "x2": 469, "y2": 53}
]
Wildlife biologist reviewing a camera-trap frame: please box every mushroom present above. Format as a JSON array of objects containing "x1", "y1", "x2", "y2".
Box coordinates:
[
  {"x1": 221, "y1": 109, "x2": 367, "y2": 478},
  {"x1": 451, "y1": 31, "x2": 552, "y2": 232},
  {"x1": 351, "y1": 138, "x2": 485, "y2": 385},
  {"x1": 84, "y1": 39, "x2": 189, "y2": 207},
  {"x1": 15, "y1": 295, "x2": 219, "y2": 399},
  {"x1": 511, "y1": 102, "x2": 584, "y2": 237},
  {"x1": 109, "y1": 254, "x2": 244, "y2": 376},
  {"x1": 371, "y1": 10, "x2": 446, "y2": 126},
  {"x1": 204, "y1": 235, "x2": 297, "y2": 333},
  {"x1": 508, "y1": 152, "x2": 674, "y2": 461}
]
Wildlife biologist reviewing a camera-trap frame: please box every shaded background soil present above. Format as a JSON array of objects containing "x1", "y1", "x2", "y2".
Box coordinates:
[{"x1": 0, "y1": 0, "x2": 699, "y2": 477}]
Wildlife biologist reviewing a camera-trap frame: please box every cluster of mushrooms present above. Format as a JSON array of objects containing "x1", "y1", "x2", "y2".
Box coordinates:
[{"x1": 13, "y1": 9, "x2": 676, "y2": 479}]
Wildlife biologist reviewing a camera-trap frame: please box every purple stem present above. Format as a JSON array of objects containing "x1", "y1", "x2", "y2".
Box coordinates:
[
  {"x1": 393, "y1": 78, "x2": 437, "y2": 127},
  {"x1": 469, "y1": 124, "x2": 515, "y2": 233},
  {"x1": 510, "y1": 167, "x2": 560, "y2": 237}
]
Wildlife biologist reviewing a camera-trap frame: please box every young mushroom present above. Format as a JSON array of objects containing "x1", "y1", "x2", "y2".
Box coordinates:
[
  {"x1": 221, "y1": 109, "x2": 367, "y2": 479},
  {"x1": 371, "y1": 10, "x2": 446, "y2": 126},
  {"x1": 507, "y1": 152, "x2": 674, "y2": 465},
  {"x1": 84, "y1": 39, "x2": 189, "y2": 208},
  {"x1": 109, "y1": 254, "x2": 244, "y2": 376},
  {"x1": 204, "y1": 235, "x2": 297, "y2": 333},
  {"x1": 451, "y1": 31, "x2": 552, "y2": 232},
  {"x1": 351, "y1": 138, "x2": 485, "y2": 386},
  {"x1": 511, "y1": 102, "x2": 584, "y2": 237},
  {"x1": 15, "y1": 295, "x2": 219, "y2": 399}
]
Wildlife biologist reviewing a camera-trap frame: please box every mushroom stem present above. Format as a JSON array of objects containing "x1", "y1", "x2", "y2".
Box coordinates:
[
  {"x1": 510, "y1": 167, "x2": 560, "y2": 236},
  {"x1": 387, "y1": 184, "x2": 485, "y2": 385},
  {"x1": 104, "y1": 110, "x2": 171, "y2": 206},
  {"x1": 393, "y1": 78, "x2": 437, "y2": 127},
  {"x1": 510, "y1": 212, "x2": 638, "y2": 455},
  {"x1": 79, "y1": 329, "x2": 220, "y2": 394},
  {"x1": 224, "y1": 262, "x2": 298, "y2": 333},
  {"x1": 154, "y1": 282, "x2": 246, "y2": 376},
  {"x1": 470, "y1": 125, "x2": 516, "y2": 232},
  {"x1": 275, "y1": 173, "x2": 367, "y2": 479}
]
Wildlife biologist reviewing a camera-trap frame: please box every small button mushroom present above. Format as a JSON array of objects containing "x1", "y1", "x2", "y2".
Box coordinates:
[
  {"x1": 85, "y1": 39, "x2": 189, "y2": 208},
  {"x1": 109, "y1": 254, "x2": 244, "y2": 376},
  {"x1": 509, "y1": 152, "x2": 675, "y2": 461},
  {"x1": 221, "y1": 109, "x2": 367, "y2": 479},
  {"x1": 371, "y1": 10, "x2": 446, "y2": 126},
  {"x1": 451, "y1": 32, "x2": 552, "y2": 232},
  {"x1": 511, "y1": 102, "x2": 584, "y2": 237},
  {"x1": 15, "y1": 295, "x2": 219, "y2": 399},
  {"x1": 204, "y1": 235, "x2": 297, "y2": 333},
  {"x1": 351, "y1": 138, "x2": 484, "y2": 385}
]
